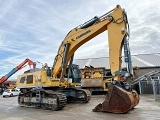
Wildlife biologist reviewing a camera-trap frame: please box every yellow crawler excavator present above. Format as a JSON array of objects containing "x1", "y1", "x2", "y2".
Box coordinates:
[{"x1": 16, "y1": 5, "x2": 139, "y2": 113}]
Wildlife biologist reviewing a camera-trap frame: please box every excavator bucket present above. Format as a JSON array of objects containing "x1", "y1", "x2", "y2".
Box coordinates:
[{"x1": 92, "y1": 85, "x2": 140, "y2": 113}]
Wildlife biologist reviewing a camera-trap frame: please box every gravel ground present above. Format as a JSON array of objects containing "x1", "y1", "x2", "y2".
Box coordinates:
[{"x1": 0, "y1": 95, "x2": 160, "y2": 120}]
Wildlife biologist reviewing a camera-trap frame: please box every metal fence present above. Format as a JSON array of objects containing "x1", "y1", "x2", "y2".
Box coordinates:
[
  {"x1": 139, "y1": 79, "x2": 160, "y2": 101},
  {"x1": 131, "y1": 70, "x2": 160, "y2": 101}
]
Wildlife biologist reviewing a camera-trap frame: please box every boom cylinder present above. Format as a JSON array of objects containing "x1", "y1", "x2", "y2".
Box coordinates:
[
  {"x1": 60, "y1": 43, "x2": 70, "y2": 81},
  {"x1": 79, "y1": 16, "x2": 99, "y2": 29}
]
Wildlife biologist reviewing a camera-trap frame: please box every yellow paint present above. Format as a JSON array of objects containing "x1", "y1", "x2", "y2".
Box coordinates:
[{"x1": 16, "y1": 5, "x2": 130, "y2": 90}]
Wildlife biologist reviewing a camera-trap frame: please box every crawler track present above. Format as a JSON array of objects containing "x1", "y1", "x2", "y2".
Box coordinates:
[
  {"x1": 57, "y1": 88, "x2": 91, "y2": 103},
  {"x1": 75, "y1": 88, "x2": 91, "y2": 103},
  {"x1": 18, "y1": 89, "x2": 67, "y2": 111}
]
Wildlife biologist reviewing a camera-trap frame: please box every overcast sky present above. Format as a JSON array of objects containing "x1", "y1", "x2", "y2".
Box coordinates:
[{"x1": 0, "y1": 0, "x2": 160, "y2": 80}]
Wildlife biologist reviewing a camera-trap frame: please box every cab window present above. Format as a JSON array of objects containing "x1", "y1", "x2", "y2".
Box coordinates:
[
  {"x1": 26, "y1": 75, "x2": 33, "y2": 84},
  {"x1": 20, "y1": 77, "x2": 26, "y2": 83}
]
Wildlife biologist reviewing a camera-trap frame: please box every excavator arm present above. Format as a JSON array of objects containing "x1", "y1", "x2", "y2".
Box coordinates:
[{"x1": 0, "y1": 58, "x2": 36, "y2": 85}]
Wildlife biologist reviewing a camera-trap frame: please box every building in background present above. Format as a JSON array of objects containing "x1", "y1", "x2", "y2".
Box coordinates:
[
  {"x1": 73, "y1": 53, "x2": 160, "y2": 95},
  {"x1": 73, "y1": 53, "x2": 160, "y2": 78}
]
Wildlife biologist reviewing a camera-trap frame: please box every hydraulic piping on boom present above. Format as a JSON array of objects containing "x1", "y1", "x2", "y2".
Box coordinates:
[{"x1": 16, "y1": 5, "x2": 139, "y2": 113}]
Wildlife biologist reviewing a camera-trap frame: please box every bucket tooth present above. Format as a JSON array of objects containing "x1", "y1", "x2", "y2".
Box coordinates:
[{"x1": 92, "y1": 85, "x2": 139, "y2": 113}]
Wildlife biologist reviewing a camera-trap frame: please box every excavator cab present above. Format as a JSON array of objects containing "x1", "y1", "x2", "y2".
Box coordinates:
[{"x1": 64, "y1": 64, "x2": 82, "y2": 83}]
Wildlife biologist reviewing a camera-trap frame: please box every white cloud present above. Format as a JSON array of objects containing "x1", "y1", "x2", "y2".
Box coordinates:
[{"x1": 0, "y1": 0, "x2": 160, "y2": 80}]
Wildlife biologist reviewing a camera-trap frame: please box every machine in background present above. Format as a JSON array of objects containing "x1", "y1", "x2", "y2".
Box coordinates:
[{"x1": 0, "y1": 58, "x2": 35, "y2": 94}]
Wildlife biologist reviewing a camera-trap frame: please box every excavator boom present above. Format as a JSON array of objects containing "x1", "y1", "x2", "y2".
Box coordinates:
[{"x1": 52, "y1": 5, "x2": 128, "y2": 79}]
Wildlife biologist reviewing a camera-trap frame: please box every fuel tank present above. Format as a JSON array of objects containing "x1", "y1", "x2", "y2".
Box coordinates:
[{"x1": 92, "y1": 85, "x2": 139, "y2": 113}]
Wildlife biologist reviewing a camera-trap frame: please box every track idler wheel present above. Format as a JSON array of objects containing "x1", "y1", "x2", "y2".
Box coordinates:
[{"x1": 92, "y1": 85, "x2": 139, "y2": 113}]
